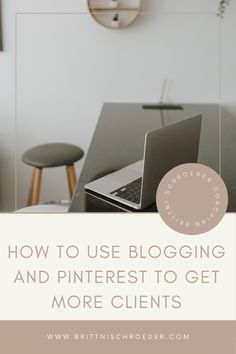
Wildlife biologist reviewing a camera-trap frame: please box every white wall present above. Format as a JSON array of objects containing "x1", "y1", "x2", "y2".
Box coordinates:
[{"x1": 0, "y1": 0, "x2": 234, "y2": 211}]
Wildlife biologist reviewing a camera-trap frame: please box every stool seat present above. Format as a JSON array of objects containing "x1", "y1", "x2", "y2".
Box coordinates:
[
  {"x1": 22, "y1": 143, "x2": 84, "y2": 168},
  {"x1": 22, "y1": 143, "x2": 84, "y2": 206}
]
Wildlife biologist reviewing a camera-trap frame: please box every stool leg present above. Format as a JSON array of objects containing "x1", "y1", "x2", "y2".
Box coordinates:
[
  {"x1": 28, "y1": 167, "x2": 43, "y2": 206},
  {"x1": 66, "y1": 164, "x2": 77, "y2": 198}
]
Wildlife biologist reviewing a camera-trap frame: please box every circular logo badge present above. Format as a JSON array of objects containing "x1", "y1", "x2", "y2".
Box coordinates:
[{"x1": 156, "y1": 163, "x2": 228, "y2": 235}]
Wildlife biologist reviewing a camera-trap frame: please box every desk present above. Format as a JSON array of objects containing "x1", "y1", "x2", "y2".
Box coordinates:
[{"x1": 69, "y1": 103, "x2": 236, "y2": 212}]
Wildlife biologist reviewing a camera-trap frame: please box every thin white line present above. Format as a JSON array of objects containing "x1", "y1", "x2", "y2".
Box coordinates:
[
  {"x1": 15, "y1": 11, "x2": 217, "y2": 15},
  {"x1": 14, "y1": 13, "x2": 18, "y2": 211},
  {"x1": 219, "y1": 17, "x2": 222, "y2": 176},
  {"x1": 13, "y1": 9, "x2": 217, "y2": 211}
]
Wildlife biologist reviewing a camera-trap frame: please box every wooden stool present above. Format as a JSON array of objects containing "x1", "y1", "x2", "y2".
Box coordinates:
[{"x1": 22, "y1": 143, "x2": 84, "y2": 206}]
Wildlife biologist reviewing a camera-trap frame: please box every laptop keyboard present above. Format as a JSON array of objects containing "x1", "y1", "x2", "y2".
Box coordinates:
[{"x1": 110, "y1": 178, "x2": 142, "y2": 204}]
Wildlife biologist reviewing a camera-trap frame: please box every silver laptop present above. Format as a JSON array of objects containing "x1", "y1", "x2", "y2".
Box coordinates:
[{"x1": 84, "y1": 115, "x2": 202, "y2": 210}]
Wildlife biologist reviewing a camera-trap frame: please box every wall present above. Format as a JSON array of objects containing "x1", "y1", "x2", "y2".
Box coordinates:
[{"x1": 0, "y1": 0, "x2": 234, "y2": 211}]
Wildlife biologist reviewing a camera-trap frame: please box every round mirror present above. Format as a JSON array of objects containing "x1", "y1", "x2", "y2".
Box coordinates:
[{"x1": 88, "y1": 0, "x2": 142, "y2": 29}]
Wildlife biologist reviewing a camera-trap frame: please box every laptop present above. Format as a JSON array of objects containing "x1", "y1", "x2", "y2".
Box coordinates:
[{"x1": 84, "y1": 115, "x2": 202, "y2": 210}]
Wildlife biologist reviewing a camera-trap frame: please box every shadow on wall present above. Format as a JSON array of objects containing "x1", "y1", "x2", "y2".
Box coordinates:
[
  {"x1": 141, "y1": 0, "x2": 161, "y2": 13},
  {"x1": 0, "y1": 0, "x2": 2, "y2": 51},
  {"x1": 221, "y1": 107, "x2": 236, "y2": 212}
]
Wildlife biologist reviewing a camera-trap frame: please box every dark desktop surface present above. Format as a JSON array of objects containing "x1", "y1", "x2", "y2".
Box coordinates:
[{"x1": 69, "y1": 103, "x2": 236, "y2": 212}]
